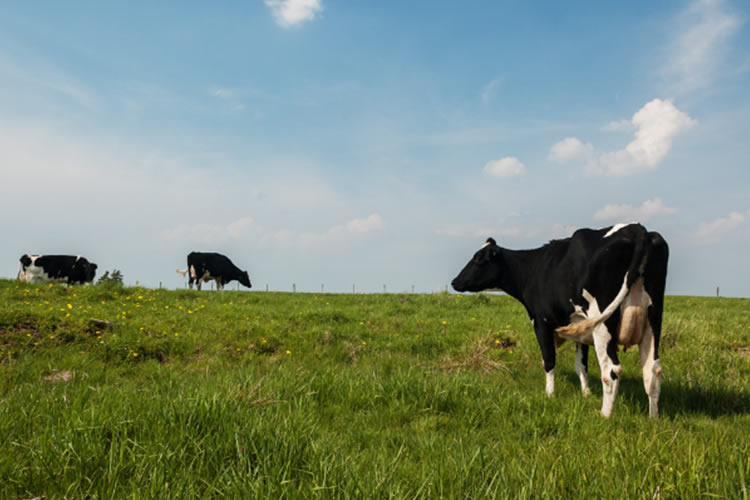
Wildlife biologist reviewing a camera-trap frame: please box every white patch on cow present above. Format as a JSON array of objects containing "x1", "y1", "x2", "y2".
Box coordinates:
[
  {"x1": 604, "y1": 222, "x2": 636, "y2": 238},
  {"x1": 480, "y1": 241, "x2": 491, "y2": 250},
  {"x1": 574, "y1": 345, "x2": 590, "y2": 396},
  {"x1": 569, "y1": 283, "x2": 624, "y2": 417},
  {"x1": 189, "y1": 265, "x2": 197, "y2": 279},
  {"x1": 21, "y1": 264, "x2": 66, "y2": 284},
  {"x1": 545, "y1": 369, "x2": 555, "y2": 396}
]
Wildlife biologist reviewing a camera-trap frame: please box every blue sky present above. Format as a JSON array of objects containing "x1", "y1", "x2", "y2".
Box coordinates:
[{"x1": 1, "y1": 0, "x2": 749, "y2": 296}]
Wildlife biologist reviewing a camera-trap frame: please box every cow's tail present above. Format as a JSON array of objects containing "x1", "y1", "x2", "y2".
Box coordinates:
[
  {"x1": 556, "y1": 226, "x2": 650, "y2": 337},
  {"x1": 176, "y1": 269, "x2": 188, "y2": 277},
  {"x1": 556, "y1": 275, "x2": 632, "y2": 335}
]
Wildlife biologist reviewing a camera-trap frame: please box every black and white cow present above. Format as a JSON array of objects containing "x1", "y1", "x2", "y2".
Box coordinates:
[
  {"x1": 176, "y1": 252, "x2": 251, "y2": 291},
  {"x1": 451, "y1": 223, "x2": 669, "y2": 418},
  {"x1": 18, "y1": 254, "x2": 98, "y2": 285}
]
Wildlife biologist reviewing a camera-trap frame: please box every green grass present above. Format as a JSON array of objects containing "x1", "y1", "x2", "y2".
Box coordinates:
[{"x1": 1, "y1": 279, "x2": 749, "y2": 498}]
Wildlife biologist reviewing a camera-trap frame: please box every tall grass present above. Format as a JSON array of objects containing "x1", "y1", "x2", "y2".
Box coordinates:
[{"x1": 1, "y1": 280, "x2": 749, "y2": 498}]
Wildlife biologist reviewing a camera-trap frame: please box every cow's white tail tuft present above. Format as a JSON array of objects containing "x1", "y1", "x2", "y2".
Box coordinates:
[{"x1": 556, "y1": 274, "x2": 631, "y2": 336}]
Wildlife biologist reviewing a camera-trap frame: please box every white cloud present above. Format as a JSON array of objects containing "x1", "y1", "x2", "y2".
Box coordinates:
[
  {"x1": 329, "y1": 214, "x2": 384, "y2": 235},
  {"x1": 599, "y1": 99, "x2": 697, "y2": 176},
  {"x1": 299, "y1": 214, "x2": 384, "y2": 245},
  {"x1": 665, "y1": 0, "x2": 741, "y2": 94},
  {"x1": 593, "y1": 198, "x2": 677, "y2": 222},
  {"x1": 209, "y1": 87, "x2": 246, "y2": 111},
  {"x1": 483, "y1": 157, "x2": 525, "y2": 178},
  {"x1": 549, "y1": 137, "x2": 594, "y2": 162},
  {"x1": 693, "y1": 211, "x2": 747, "y2": 244},
  {"x1": 162, "y1": 217, "x2": 268, "y2": 246},
  {"x1": 602, "y1": 120, "x2": 634, "y2": 132},
  {"x1": 265, "y1": 0, "x2": 323, "y2": 28}
]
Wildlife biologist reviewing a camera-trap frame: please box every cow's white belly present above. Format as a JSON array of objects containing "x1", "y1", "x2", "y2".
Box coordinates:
[{"x1": 21, "y1": 265, "x2": 65, "y2": 284}]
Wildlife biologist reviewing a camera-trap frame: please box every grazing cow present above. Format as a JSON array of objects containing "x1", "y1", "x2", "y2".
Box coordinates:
[
  {"x1": 451, "y1": 223, "x2": 668, "y2": 418},
  {"x1": 18, "y1": 254, "x2": 98, "y2": 285},
  {"x1": 176, "y1": 252, "x2": 251, "y2": 291}
]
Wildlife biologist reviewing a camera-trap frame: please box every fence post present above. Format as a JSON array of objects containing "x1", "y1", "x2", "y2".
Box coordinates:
[
  {"x1": 353, "y1": 284, "x2": 356, "y2": 294},
  {"x1": 293, "y1": 283, "x2": 296, "y2": 293},
  {"x1": 265, "y1": 284, "x2": 269, "y2": 292},
  {"x1": 321, "y1": 284, "x2": 324, "y2": 293}
]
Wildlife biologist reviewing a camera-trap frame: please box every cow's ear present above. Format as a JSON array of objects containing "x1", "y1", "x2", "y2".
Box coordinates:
[{"x1": 486, "y1": 237, "x2": 497, "y2": 247}]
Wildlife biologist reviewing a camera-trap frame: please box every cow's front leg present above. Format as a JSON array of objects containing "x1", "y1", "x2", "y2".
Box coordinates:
[
  {"x1": 593, "y1": 321, "x2": 621, "y2": 417},
  {"x1": 575, "y1": 343, "x2": 591, "y2": 396},
  {"x1": 534, "y1": 321, "x2": 557, "y2": 396}
]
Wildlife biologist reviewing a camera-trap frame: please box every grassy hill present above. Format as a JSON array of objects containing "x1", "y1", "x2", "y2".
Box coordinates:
[{"x1": 1, "y1": 279, "x2": 749, "y2": 498}]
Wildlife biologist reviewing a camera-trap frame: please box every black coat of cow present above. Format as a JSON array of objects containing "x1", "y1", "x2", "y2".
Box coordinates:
[
  {"x1": 179, "y1": 252, "x2": 252, "y2": 291},
  {"x1": 451, "y1": 223, "x2": 668, "y2": 418},
  {"x1": 19, "y1": 254, "x2": 98, "y2": 285}
]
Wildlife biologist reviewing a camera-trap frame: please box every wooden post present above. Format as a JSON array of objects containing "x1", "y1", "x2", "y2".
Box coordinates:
[
  {"x1": 265, "y1": 284, "x2": 269, "y2": 292},
  {"x1": 293, "y1": 283, "x2": 296, "y2": 293}
]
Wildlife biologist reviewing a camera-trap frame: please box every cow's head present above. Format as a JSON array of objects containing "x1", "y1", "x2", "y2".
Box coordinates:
[
  {"x1": 71, "y1": 259, "x2": 97, "y2": 283},
  {"x1": 85, "y1": 262, "x2": 98, "y2": 283},
  {"x1": 451, "y1": 238, "x2": 504, "y2": 293},
  {"x1": 239, "y1": 270, "x2": 252, "y2": 289}
]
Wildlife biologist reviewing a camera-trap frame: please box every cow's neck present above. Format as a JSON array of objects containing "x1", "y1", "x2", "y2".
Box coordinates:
[{"x1": 496, "y1": 247, "x2": 540, "y2": 309}]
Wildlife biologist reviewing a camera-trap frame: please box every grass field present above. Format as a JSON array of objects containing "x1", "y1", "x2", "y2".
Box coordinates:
[{"x1": 1, "y1": 279, "x2": 749, "y2": 498}]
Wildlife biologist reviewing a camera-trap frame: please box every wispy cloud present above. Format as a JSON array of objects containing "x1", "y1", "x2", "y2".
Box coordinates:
[
  {"x1": 265, "y1": 0, "x2": 323, "y2": 28},
  {"x1": 549, "y1": 137, "x2": 594, "y2": 163},
  {"x1": 665, "y1": 0, "x2": 742, "y2": 94},
  {"x1": 0, "y1": 52, "x2": 99, "y2": 111},
  {"x1": 593, "y1": 198, "x2": 677, "y2": 222},
  {"x1": 483, "y1": 157, "x2": 525, "y2": 178},
  {"x1": 209, "y1": 87, "x2": 246, "y2": 111},
  {"x1": 480, "y1": 77, "x2": 504, "y2": 105},
  {"x1": 692, "y1": 210, "x2": 748, "y2": 245}
]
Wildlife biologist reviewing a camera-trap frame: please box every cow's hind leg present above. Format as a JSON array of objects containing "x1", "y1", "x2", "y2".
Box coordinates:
[
  {"x1": 593, "y1": 322, "x2": 621, "y2": 417},
  {"x1": 640, "y1": 321, "x2": 662, "y2": 418},
  {"x1": 575, "y1": 343, "x2": 591, "y2": 396}
]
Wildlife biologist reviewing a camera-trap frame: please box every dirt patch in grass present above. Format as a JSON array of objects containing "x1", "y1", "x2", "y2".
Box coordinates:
[{"x1": 440, "y1": 337, "x2": 511, "y2": 375}]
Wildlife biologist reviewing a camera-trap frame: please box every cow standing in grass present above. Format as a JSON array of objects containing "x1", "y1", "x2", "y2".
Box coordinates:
[
  {"x1": 177, "y1": 252, "x2": 252, "y2": 291},
  {"x1": 451, "y1": 223, "x2": 669, "y2": 418},
  {"x1": 18, "y1": 254, "x2": 98, "y2": 285}
]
